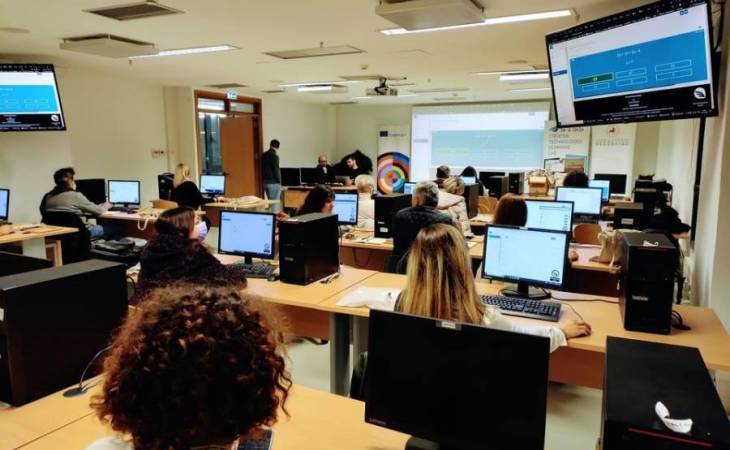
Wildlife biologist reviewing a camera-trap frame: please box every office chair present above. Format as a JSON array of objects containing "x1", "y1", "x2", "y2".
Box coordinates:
[
  {"x1": 41, "y1": 211, "x2": 91, "y2": 263},
  {"x1": 573, "y1": 223, "x2": 602, "y2": 245}
]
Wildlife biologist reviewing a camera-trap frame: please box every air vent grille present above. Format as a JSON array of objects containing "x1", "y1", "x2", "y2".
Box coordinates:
[
  {"x1": 206, "y1": 83, "x2": 247, "y2": 89},
  {"x1": 262, "y1": 90, "x2": 286, "y2": 94},
  {"x1": 330, "y1": 101, "x2": 358, "y2": 105},
  {"x1": 85, "y1": 1, "x2": 182, "y2": 21}
]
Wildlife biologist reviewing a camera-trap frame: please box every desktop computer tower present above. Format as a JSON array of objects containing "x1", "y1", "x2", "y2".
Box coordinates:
[
  {"x1": 158, "y1": 173, "x2": 174, "y2": 200},
  {"x1": 602, "y1": 338, "x2": 730, "y2": 450},
  {"x1": 613, "y1": 202, "x2": 646, "y2": 230},
  {"x1": 486, "y1": 176, "x2": 509, "y2": 199},
  {"x1": 462, "y1": 184, "x2": 480, "y2": 219},
  {"x1": 619, "y1": 233, "x2": 677, "y2": 334},
  {"x1": 374, "y1": 194, "x2": 412, "y2": 238},
  {"x1": 508, "y1": 172, "x2": 525, "y2": 195},
  {"x1": 279, "y1": 213, "x2": 339, "y2": 285},
  {"x1": 0, "y1": 251, "x2": 53, "y2": 277},
  {"x1": 0, "y1": 260, "x2": 128, "y2": 405}
]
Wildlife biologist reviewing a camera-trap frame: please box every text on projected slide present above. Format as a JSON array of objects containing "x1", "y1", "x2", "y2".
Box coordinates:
[{"x1": 431, "y1": 130, "x2": 544, "y2": 168}]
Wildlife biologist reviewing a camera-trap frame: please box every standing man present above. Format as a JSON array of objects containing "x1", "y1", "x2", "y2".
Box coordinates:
[
  {"x1": 315, "y1": 154, "x2": 335, "y2": 183},
  {"x1": 262, "y1": 139, "x2": 282, "y2": 213}
]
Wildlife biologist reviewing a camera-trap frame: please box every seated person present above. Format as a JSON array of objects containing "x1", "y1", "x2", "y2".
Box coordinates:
[
  {"x1": 388, "y1": 181, "x2": 454, "y2": 273},
  {"x1": 434, "y1": 165, "x2": 450, "y2": 187},
  {"x1": 170, "y1": 163, "x2": 216, "y2": 209},
  {"x1": 396, "y1": 223, "x2": 591, "y2": 352},
  {"x1": 492, "y1": 193, "x2": 527, "y2": 226},
  {"x1": 86, "y1": 285, "x2": 291, "y2": 450},
  {"x1": 460, "y1": 165, "x2": 486, "y2": 195},
  {"x1": 342, "y1": 157, "x2": 367, "y2": 180},
  {"x1": 41, "y1": 167, "x2": 115, "y2": 239},
  {"x1": 138, "y1": 207, "x2": 248, "y2": 292},
  {"x1": 296, "y1": 184, "x2": 334, "y2": 215},
  {"x1": 437, "y1": 176, "x2": 472, "y2": 235},
  {"x1": 355, "y1": 174, "x2": 375, "y2": 230},
  {"x1": 315, "y1": 154, "x2": 336, "y2": 183},
  {"x1": 562, "y1": 170, "x2": 589, "y2": 187}
]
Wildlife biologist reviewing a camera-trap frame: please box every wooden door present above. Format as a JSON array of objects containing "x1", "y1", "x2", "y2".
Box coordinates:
[{"x1": 220, "y1": 116, "x2": 261, "y2": 197}]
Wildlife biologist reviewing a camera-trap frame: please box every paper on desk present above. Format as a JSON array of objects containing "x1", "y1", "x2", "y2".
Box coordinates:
[
  {"x1": 337, "y1": 287, "x2": 401, "y2": 311},
  {"x1": 655, "y1": 401, "x2": 693, "y2": 434}
]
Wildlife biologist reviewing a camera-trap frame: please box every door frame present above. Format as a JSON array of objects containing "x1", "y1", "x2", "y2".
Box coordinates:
[{"x1": 194, "y1": 89, "x2": 264, "y2": 197}]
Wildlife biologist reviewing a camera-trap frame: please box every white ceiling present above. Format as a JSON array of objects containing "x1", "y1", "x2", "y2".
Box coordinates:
[{"x1": 0, "y1": 0, "x2": 651, "y2": 105}]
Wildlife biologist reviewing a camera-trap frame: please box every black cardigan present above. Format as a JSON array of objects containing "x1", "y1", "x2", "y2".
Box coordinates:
[{"x1": 170, "y1": 181, "x2": 213, "y2": 210}]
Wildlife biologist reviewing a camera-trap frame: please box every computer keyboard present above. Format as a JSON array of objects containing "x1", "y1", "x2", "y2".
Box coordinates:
[
  {"x1": 231, "y1": 262, "x2": 276, "y2": 279},
  {"x1": 480, "y1": 295, "x2": 562, "y2": 322},
  {"x1": 108, "y1": 206, "x2": 138, "y2": 214}
]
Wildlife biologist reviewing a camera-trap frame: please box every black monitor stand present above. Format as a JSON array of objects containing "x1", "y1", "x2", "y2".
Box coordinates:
[
  {"x1": 501, "y1": 282, "x2": 550, "y2": 300},
  {"x1": 406, "y1": 436, "x2": 471, "y2": 450},
  {"x1": 244, "y1": 256, "x2": 254, "y2": 265}
]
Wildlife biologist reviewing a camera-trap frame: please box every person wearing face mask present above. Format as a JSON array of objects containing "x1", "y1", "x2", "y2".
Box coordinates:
[
  {"x1": 137, "y1": 207, "x2": 248, "y2": 293},
  {"x1": 41, "y1": 167, "x2": 116, "y2": 239}
]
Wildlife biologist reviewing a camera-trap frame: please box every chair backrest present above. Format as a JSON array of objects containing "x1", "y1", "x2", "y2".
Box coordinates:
[
  {"x1": 573, "y1": 223, "x2": 602, "y2": 245},
  {"x1": 151, "y1": 199, "x2": 178, "y2": 210},
  {"x1": 478, "y1": 196, "x2": 499, "y2": 214},
  {"x1": 41, "y1": 211, "x2": 91, "y2": 263}
]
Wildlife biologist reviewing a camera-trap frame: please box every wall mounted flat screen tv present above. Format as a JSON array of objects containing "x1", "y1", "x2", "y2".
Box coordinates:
[
  {"x1": 0, "y1": 64, "x2": 66, "y2": 131},
  {"x1": 546, "y1": 0, "x2": 717, "y2": 127}
]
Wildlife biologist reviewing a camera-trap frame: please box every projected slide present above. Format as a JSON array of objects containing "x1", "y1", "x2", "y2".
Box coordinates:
[
  {"x1": 570, "y1": 31, "x2": 708, "y2": 99},
  {"x1": 411, "y1": 104, "x2": 549, "y2": 181},
  {"x1": 0, "y1": 64, "x2": 66, "y2": 131}
]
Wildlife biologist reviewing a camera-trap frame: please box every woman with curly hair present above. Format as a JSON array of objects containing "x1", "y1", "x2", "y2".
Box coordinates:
[
  {"x1": 87, "y1": 285, "x2": 291, "y2": 450},
  {"x1": 138, "y1": 207, "x2": 248, "y2": 293}
]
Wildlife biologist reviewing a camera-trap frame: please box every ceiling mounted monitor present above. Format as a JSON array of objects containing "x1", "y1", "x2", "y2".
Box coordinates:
[
  {"x1": 546, "y1": 0, "x2": 718, "y2": 127},
  {"x1": 0, "y1": 64, "x2": 66, "y2": 132}
]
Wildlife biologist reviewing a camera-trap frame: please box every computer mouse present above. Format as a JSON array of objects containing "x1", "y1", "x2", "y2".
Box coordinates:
[{"x1": 267, "y1": 274, "x2": 279, "y2": 282}]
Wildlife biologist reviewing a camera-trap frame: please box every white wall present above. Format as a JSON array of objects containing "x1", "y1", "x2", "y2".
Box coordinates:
[
  {"x1": 634, "y1": 122, "x2": 660, "y2": 178},
  {"x1": 164, "y1": 86, "x2": 197, "y2": 174},
  {"x1": 262, "y1": 96, "x2": 336, "y2": 167},
  {"x1": 654, "y1": 119, "x2": 700, "y2": 224},
  {"x1": 335, "y1": 105, "x2": 412, "y2": 164}
]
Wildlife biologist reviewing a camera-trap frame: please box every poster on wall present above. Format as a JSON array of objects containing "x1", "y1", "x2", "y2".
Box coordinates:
[
  {"x1": 590, "y1": 123, "x2": 637, "y2": 193},
  {"x1": 377, "y1": 125, "x2": 411, "y2": 194},
  {"x1": 543, "y1": 120, "x2": 591, "y2": 160}
]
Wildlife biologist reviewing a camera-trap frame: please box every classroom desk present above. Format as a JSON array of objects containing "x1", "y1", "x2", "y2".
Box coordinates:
[
  {"x1": 283, "y1": 185, "x2": 357, "y2": 210},
  {"x1": 319, "y1": 272, "x2": 730, "y2": 390},
  {"x1": 8, "y1": 384, "x2": 408, "y2": 450},
  {"x1": 0, "y1": 378, "x2": 101, "y2": 450},
  {"x1": 204, "y1": 199, "x2": 280, "y2": 227},
  {"x1": 98, "y1": 209, "x2": 206, "y2": 239},
  {"x1": 0, "y1": 226, "x2": 77, "y2": 266}
]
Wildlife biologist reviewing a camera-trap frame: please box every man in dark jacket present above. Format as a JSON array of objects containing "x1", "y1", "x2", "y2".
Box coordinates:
[
  {"x1": 315, "y1": 154, "x2": 336, "y2": 183},
  {"x1": 262, "y1": 139, "x2": 282, "y2": 212},
  {"x1": 388, "y1": 181, "x2": 455, "y2": 273}
]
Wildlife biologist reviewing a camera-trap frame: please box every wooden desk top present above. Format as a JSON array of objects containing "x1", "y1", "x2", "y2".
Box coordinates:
[
  {"x1": 0, "y1": 225, "x2": 77, "y2": 245},
  {"x1": 205, "y1": 199, "x2": 280, "y2": 210},
  {"x1": 11, "y1": 385, "x2": 408, "y2": 450},
  {"x1": 100, "y1": 209, "x2": 206, "y2": 222},
  {"x1": 0, "y1": 379, "x2": 100, "y2": 450},
  {"x1": 341, "y1": 231, "x2": 484, "y2": 259},
  {"x1": 571, "y1": 245, "x2": 619, "y2": 273},
  {"x1": 318, "y1": 272, "x2": 730, "y2": 371}
]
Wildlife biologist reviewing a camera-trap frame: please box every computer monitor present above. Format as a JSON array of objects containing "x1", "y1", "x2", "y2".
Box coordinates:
[
  {"x1": 332, "y1": 193, "x2": 358, "y2": 225},
  {"x1": 281, "y1": 168, "x2": 301, "y2": 187},
  {"x1": 0, "y1": 189, "x2": 9, "y2": 222},
  {"x1": 460, "y1": 176, "x2": 476, "y2": 184},
  {"x1": 594, "y1": 173, "x2": 627, "y2": 196},
  {"x1": 107, "y1": 180, "x2": 140, "y2": 206},
  {"x1": 218, "y1": 210, "x2": 275, "y2": 264},
  {"x1": 200, "y1": 174, "x2": 226, "y2": 196},
  {"x1": 481, "y1": 225, "x2": 569, "y2": 299},
  {"x1": 300, "y1": 168, "x2": 320, "y2": 185},
  {"x1": 403, "y1": 182, "x2": 417, "y2": 195},
  {"x1": 589, "y1": 179, "x2": 610, "y2": 202},
  {"x1": 556, "y1": 187, "x2": 603, "y2": 219},
  {"x1": 365, "y1": 309, "x2": 550, "y2": 450},
  {"x1": 525, "y1": 200, "x2": 574, "y2": 232},
  {"x1": 75, "y1": 179, "x2": 106, "y2": 205}
]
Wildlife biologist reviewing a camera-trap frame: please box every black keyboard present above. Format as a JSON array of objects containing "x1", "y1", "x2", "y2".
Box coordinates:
[
  {"x1": 108, "y1": 206, "x2": 137, "y2": 213},
  {"x1": 231, "y1": 262, "x2": 276, "y2": 279},
  {"x1": 480, "y1": 295, "x2": 562, "y2": 322}
]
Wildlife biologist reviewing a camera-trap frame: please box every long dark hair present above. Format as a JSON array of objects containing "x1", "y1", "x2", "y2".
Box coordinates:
[
  {"x1": 296, "y1": 185, "x2": 334, "y2": 215},
  {"x1": 493, "y1": 194, "x2": 528, "y2": 227},
  {"x1": 460, "y1": 166, "x2": 477, "y2": 178},
  {"x1": 155, "y1": 206, "x2": 196, "y2": 236}
]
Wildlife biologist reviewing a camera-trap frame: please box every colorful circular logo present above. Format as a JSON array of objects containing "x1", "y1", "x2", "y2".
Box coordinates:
[{"x1": 377, "y1": 152, "x2": 410, "y2": 194}]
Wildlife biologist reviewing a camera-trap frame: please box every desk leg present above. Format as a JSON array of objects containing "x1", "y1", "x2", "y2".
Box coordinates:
[
  {"x1": 21, "y1": 238, "x2": 48, "y2": 260},
  {"x1": 50, "y1": 240, "x2": 63, "y2": 266},
  {"x1": 329, "y1": 313, "x2": 351, "y2": 396},
  {"x1": 352, "y1": 316, "x2": 369, "y2": 358}
]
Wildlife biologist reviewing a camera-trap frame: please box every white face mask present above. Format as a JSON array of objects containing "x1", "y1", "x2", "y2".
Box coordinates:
[{"x1": 196, "y1": 221, "x2": 209, "y2": 242}]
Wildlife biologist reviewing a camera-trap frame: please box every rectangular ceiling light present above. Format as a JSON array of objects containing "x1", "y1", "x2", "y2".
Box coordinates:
[
  {"x1": 380, "y1": 9, "x2": 574, "y2": 35},
  {"x1": 280, "y1": 80, "x2": 360, "y2": 87},
  {"x1": 298, "y1": 86, "x2": 334, "y2": 92},
  {"x1": 472, "y1": 69, "x2": 544, "y2": 76},
  {"x1": 508, "y1": 87, "x2": 552, "y2": 93},
  {"x1": 129, "y1": 44, "x2": 237, "y2": 59},
  {"x1": 500, "y1": 73, "x2": 550, "y2": 81},
  {"x1": 264, "y1": 45, "x2": 363, "y2": 59}
]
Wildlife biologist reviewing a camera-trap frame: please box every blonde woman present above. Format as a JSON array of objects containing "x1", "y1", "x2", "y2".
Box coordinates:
[
  {"x1": 396, "y1": 223, "x2": 591, "y2": 352},
  {"x1": 438, "y1": 176, "x2": 472, "y2": 235},
  {"x1": 170, "y1": 163, "x2": 213, "y2": 210},
  {"x1": 355, "y1": 174, "x2": 375, "y2": 230}
]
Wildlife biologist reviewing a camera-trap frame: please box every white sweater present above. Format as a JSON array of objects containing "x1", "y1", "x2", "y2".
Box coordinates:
[
  {"x1": 86, "y1": 437, "x2": 132, "y2": 450},
  {"x1": 483, "y1": 306, "x2": 567, "y2": 352}
]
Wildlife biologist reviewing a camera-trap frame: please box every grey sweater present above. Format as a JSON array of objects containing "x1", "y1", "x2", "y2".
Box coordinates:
[{"x1": 45, "y1": 191, "x2": 107, "y2": 216}]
